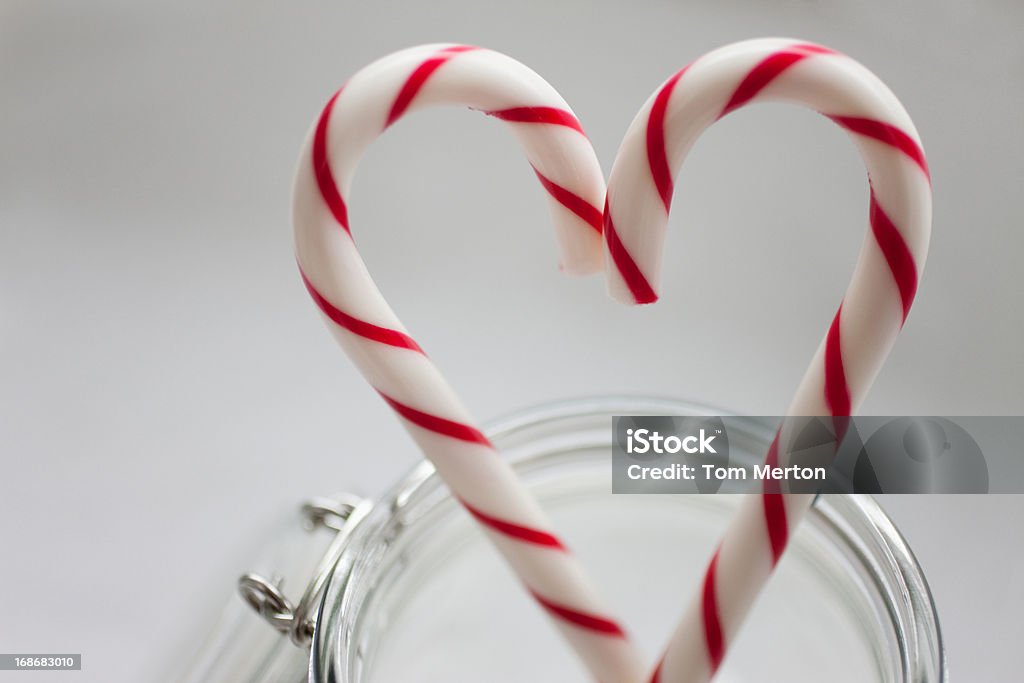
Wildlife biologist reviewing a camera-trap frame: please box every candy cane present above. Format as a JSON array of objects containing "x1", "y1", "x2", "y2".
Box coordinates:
[
  {"x1": 293, "y1": 45, "x2": 645, "y2": 682},
  {"x1": 603, "y1": 38, "x2": 931, "y2": 682}
]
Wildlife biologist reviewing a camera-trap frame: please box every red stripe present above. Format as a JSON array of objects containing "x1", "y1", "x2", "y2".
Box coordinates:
[
  {"x1": 701, "y1": 549, "x2": 725, "y2": 672},
  {"x1": 533, "y1": 167, "x2": 603, "y2": 233},
  {"x1": 650, "y1": 659, "x2": 663, "y2": 683},
  {"x1": 824, "y1": 306, "x2": 852, "y2": 417},
  {"x1": 379, "y1": 392, "x2": 492, "y2": 446},
  {"x1": 604, "y1": 205, "x2": 658, "y2": 304},
  {"x1": 830, "y1": 115, "x2": 930, "y2": 180},
  {"x1": 299, "y1": 268, "x2": 423, "y2": 352},
  {"x1": 312, "y1": 89, "x2": 350, "y2": 233},
  {"x1": 763, "y1": 493, "x2": 789, "y2": 565},
  {"x1": 529, "y1": 590, "x2": 627, "y2": 637},
  {"x1": 832, "y1": 415, "x2": 852, "y2": 449},
  {"x1": 646, "y1": 67, "x2": 688, "y2": 212},
  {"x1": 386, "y1": 45, "x2": 477, "y2": 127},
  {"x1": 762, "y1": 433, "x2": 789, "y2": 564},
  {"x1": 460, "y1": 499, "x2": 567, "y2": 549},
  {"x1": 485, "y1": 106, "x2": 585, "y2": 134},
  {"x1": 721, "y1": 49, "x2": 810, "y2": 117},
  {"x1": 869, "y1": 191, "x2": 919, "y2": 323}
]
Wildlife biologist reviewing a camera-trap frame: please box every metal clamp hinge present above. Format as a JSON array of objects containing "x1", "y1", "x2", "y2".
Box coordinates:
[{"x1": 237, "y1": 494, "x2": 371, "y2": 647}]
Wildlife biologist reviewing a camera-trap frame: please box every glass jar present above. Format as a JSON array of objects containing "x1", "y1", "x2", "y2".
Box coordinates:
[
  {"x1": 181, "y1": 397, "x2": 945, "y2": 682},
  {"x1": 312, "y1": 397, "x2": 945, "y2": 683}
]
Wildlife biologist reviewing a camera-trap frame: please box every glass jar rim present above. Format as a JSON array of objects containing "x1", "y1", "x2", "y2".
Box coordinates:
[{"x1": 312, "y1": 395, "x2": 946, "y2": 682}]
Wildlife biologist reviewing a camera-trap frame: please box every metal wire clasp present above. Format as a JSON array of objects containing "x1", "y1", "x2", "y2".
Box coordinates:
[{"x1": 237, "y1": 493, "x2": 371, "y2": 647}]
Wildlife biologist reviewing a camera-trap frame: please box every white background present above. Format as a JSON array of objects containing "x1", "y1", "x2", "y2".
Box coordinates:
[{"x1": 1, "y1": 0, "x2": 1021, "y2": 680}]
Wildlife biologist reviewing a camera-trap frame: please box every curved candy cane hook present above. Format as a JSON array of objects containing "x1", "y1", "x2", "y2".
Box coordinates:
[
  {"x1": 604, "y1": 38, "x2": 931, "y2": 682},
  {"x1": 293, "y1": 45, "x2": 643, "y2": 682}
]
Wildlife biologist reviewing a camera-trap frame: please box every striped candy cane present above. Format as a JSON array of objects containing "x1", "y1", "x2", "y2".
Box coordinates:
[
  {"x1": 603, "y1": 39, "x2": 931, "y2": 682},
  {"x1": 293, "y1": 45, "x2": 645, "y2": 682}
]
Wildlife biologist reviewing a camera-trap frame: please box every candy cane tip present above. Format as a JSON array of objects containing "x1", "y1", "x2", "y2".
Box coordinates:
[
  {"x1": 631, "y1": 289, "x2": 659, "y2": 305},
  {"x1": 623, "y1": 290, "x2": 659, "y2": 305},
  {"x1": 608, "y1": 277, "x2": 659, "y2": 305}
]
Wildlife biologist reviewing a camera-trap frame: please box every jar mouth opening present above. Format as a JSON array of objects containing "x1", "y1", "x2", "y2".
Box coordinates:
[{"x1": 313, "y1": 395, "x2": 946, "y2": 683}]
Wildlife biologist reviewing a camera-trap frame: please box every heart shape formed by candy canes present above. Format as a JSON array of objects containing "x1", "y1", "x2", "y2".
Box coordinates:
[
  {"x1": 293, "y1": 44, "x2": 644, "y2": 683},
  {"x1": 604, "y1": 38, "x2": 931, "y2": 682},
  {"x1": 293, "y1": 40, "x2": 931, "y2": 683}
]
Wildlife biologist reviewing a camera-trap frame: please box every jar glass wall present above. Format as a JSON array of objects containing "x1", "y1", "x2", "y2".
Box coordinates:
[{"x1": 313, "y1": 397, "x2": 945, "y2": 683}]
